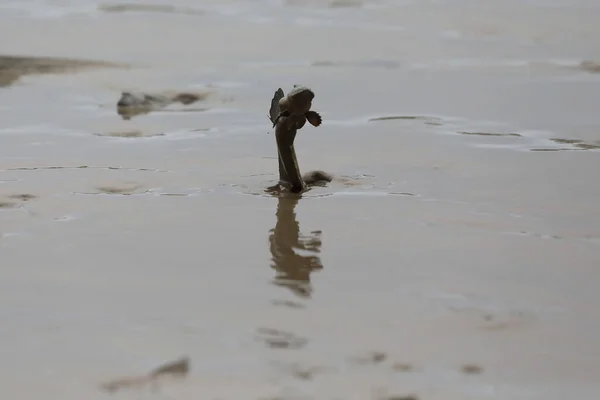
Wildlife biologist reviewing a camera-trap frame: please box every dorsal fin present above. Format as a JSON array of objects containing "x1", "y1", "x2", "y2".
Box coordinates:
[{"x1": 268, "y1": 88, "x2": 285, "y2": 124}]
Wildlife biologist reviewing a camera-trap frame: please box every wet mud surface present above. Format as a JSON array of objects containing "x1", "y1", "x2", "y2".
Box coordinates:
[{"x1": 1, "y1": 1, "x2": 600, "y2": 399}]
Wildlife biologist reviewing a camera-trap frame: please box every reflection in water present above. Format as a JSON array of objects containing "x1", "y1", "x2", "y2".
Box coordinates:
[{"x1": 269, "y1": 196, "x2": 323, "y2": 298}]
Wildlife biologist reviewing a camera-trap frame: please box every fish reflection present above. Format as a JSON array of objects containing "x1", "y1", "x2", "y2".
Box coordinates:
[{"x1": 268, "y1": 196, "x2": 323, "y2": 297}]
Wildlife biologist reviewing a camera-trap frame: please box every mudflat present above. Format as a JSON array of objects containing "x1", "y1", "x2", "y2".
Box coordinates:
[{"x1": 0, "y1": 1, "x2": 599, "y2": 399}]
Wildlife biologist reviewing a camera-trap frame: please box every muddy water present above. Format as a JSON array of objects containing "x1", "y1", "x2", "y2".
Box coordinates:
[{"x1": 1, "y1": 1, "x2": 600, "y2": 399}]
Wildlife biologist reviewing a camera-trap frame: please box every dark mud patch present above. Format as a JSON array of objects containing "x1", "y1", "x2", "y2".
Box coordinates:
[
  {"x1": 391, "y1": 362, "x2": 414, "y2": 372},
  {"x1": 100, "y1": 356, "x2": 189, "y2": 394},
  {"x1": 530, "y1": 138, "x2": 600, "y2": 152},
  {"x1": 311, "y1": 61, "x2": 340, "y2": 67},
  {"x1": 171, "y1": 92, "x2": 210, "y2": 105},
  {"x1": 150, "y1": 356, "x2": 190, "y2": 377},
  {"x1": 277, "y1": 362, "x2": 330, "y2": 381},
  {"x1": 5, "y1": 165, "x2": 89, "y2": 172},
  {"x1": 116, "y1": 90, "x2": 211, "y2": 120},
  {"x1": 551, "y1": 138, "x2": 584, "y2": 144},
  {"x1": 546, "y1": 138, "x2": 600, "y2": 151},
  {"x1": 579, "y1": 60, "x2": 600, "y2": 74},
  {"x1": 329, "y1": 0, "x2": 363, "y2": 8},
  {"x1": 530, "y1": 148, "x2": 565, "y2": 152},
  {"x1": 159, "y1": 193, "x2": 189, "y2": 197},
  {"x1": 461, "y1": 364, "x2": 484, "y2": 375},
  {"x1": 95, "y1": 183, "x2": 145, "y2": 195},
  {"x1": 94, "y1": 130, "x2": 165, "y2": 138},
  {"x1": 271, "y1": 300, "x2": 305, "y2": 309},
  {"x1": 256, "y1": 328, "x2": 307, "y2": 350},
  {"x1": 379, "y1": 396, "x2": 419, "y2": 400},
  {"x1": 290, "y1": 366, "x2": 319, "y2": 380},
  {"x1": 353, "y1": 351, "x2": 387, "y2": 365},
  {"x1": 458, "y1": 131, "x2": 522, "y2": 137},
  {"x1": 0, "y1": 55, "x2": 124, "y2": 87},
  {"x1": 389, "y1": 192, "x2": 417, "y2": 196},
  {"x1": 572, "y1": 143, "x2": 600, "y2": 150},
  {"x1": 99, "y1": 3, "x2": 204, "y2": 15},
  {"x1": 8, "y1": 193, "x2": 37, "y2": 201},
  {"x1": 369, "y1": 115, "x2": 442, "y2": 123},
  {"x1": 373, "y1": 390, "x2": 420, "y2": 400},
  {"x1": 0, "y1": 70, "x2": 19, "y2": 87},
  {"x1": 0, "y1": 201, "x2": 18, "y2": 209}
]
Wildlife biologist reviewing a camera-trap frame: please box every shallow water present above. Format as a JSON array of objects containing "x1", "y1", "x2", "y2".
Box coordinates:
[{"x1": 1, "y1": 1, "x2": 600, "y2": 399}]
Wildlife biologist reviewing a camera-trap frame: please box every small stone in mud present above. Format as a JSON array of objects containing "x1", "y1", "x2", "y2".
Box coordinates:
[
  {"x1": 391, "y1": 362, "x2": 414, "y2": 372},
  {"x1": 8, "y1": 194, "x2": 37, "y2": 201},
  {"x1": 461, "y1": 364, "x2": 483, "y2": 374}
]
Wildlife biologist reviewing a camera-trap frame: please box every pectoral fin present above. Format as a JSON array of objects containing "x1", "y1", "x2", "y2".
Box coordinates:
[
  {"x1": 272, "y1": 110, "x2": 290, "y2": 128},
  {"x1": 306, "y1": 111, "x2": 322, "y2": 127}
]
